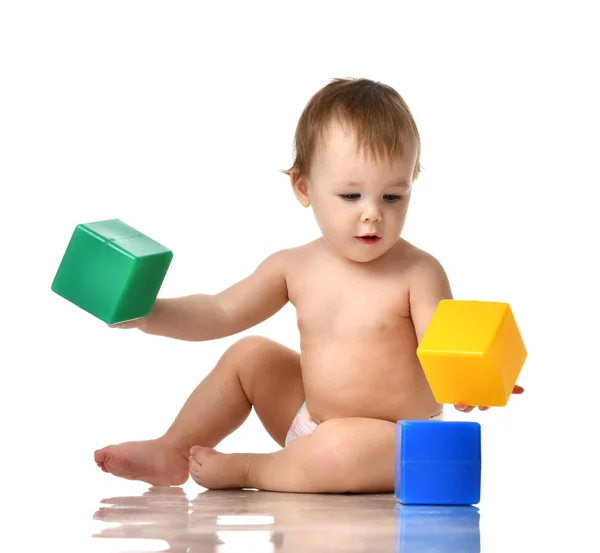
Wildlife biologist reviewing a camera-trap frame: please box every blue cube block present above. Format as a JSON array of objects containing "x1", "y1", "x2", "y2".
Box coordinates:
[{"x1": 395, "y1": 421, "x2": 481, "y2": 505}]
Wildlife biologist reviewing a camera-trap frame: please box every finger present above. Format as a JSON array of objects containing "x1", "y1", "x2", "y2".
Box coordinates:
[
  {"x1": 108, "y1": 322, "x2": 133, "y2": 329},
  {"x1": 512, "y1": 385, "x2": 524, "y2": 394},
  {"x1": 455, "y1": 404, "x2": 475, "y2": 413},
  {"x1": 478, "y1": 406, "x2": 490, "y2": 411}
]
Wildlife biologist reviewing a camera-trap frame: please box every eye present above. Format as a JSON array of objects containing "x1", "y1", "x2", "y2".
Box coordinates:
[
  {"x1": 383, "y1": 195, "x2": 402, "y2": 202},
  {"x1": 339, "y1": 194, "x2": 361, "y2": 201}
]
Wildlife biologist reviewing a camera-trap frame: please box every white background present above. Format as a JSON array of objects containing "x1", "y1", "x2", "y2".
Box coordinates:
[{"x1": 1, "y1": 1, "x2": 598, "y2": 551}]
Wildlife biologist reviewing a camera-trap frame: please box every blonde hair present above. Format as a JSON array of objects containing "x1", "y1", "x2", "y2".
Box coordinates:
[{"x1": 282, "y1": 78, "x2": 422, "y2": 182}]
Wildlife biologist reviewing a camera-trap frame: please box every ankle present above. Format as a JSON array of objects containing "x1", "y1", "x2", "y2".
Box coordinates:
[{"x1": 158, "y1": 434, "x2": 192, "y2": 462}]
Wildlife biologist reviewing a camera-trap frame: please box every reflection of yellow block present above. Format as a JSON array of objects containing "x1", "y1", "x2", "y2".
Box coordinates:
[{"x1": 417, "y1": 300, "x2": 527, "y2": 407}]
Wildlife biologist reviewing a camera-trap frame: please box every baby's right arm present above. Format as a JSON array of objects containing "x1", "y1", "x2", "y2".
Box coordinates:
[{"x1": 119, "y1": 249, "x2": 290, "y2": 341}]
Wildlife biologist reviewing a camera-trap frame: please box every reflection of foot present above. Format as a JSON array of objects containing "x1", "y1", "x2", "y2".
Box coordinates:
[
  {"x1": 101, "y1": 485, "x2": 187, "y2": 504},
  {"x1": 94, "y1": 438, "x2": 189, "y2": 486},
  {"x1": 189, "y1": 446, "x2": 250, "y2": 490}
]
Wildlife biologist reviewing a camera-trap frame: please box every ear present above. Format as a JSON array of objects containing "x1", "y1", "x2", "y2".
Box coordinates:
[{"x1": 290, "y1": 170, "x2": 311, "y2": 207}]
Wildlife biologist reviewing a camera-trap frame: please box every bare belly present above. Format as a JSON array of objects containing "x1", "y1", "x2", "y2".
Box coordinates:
[{"x1": 299, "y1": 320, "x2": 442, "y2": 423}]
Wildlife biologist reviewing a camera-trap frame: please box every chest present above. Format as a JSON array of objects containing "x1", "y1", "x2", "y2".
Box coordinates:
[{"x1": 289, "y1": 267, "x2": 411, "y2": 336}]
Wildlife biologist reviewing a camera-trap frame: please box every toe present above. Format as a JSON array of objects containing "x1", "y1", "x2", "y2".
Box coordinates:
[
  {"x1": 94, "y1": 447, "x2": 107, "y2": 463},
  {"x1": 189, "y1": 456, "x2": 206, "y2": 485},
  {"x1": 189, "y1": 460, "x2": 200, "y2": 479},
  {"x1": 191, "y1": 446, "x2": 217, "y2": 462},
  {"x1": 95, "y1": 448, "x2": 110, "y2": 471},
  {"x1": 189, "y1": 445, "x2": 203, "y2": 457}
]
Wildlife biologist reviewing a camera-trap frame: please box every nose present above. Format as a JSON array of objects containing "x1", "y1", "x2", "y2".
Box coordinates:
[{"x1": 360, "y1": 203, "x2": 382, "y2": 223}]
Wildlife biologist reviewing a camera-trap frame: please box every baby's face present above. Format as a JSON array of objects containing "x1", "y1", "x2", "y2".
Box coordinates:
[{"x1": 302, "y1": 120, "x2": 417, "y2": 263}]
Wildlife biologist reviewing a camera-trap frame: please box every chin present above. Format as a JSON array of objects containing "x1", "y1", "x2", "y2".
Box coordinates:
[
  {"x1": 324, "y1": 237, "x2": 390, "y2": 263},
  {"x1": 347, "y1": 247, "x2": 388, "y2": 263}
]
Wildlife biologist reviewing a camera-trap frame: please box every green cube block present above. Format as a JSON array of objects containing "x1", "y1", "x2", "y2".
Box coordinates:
[{"x1": 51, "y1": 219, "x2": 173, "y2": 324}]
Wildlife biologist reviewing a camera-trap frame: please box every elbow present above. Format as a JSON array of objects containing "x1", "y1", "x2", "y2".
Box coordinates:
[{"x1": 211, "y1": 295, "x2": 237, "y2": 339}]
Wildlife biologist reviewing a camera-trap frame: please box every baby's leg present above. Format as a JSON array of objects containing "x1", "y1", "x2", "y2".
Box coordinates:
[
  {"x1": 95, "y1": 336, "x2": 304, "y2": 485},
  {"x1": 190, "y1": 417, "x2": 396, "y2": 493}
]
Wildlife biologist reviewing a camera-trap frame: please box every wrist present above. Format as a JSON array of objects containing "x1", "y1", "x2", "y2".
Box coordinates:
[{"x1": 141, "y1": 299, "x2": 164, "y2": 334}]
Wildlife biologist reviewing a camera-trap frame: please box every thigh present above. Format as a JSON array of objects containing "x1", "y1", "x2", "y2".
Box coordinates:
[{"x1": 237, "y1": 336, "x2": 305, "y2": 448}]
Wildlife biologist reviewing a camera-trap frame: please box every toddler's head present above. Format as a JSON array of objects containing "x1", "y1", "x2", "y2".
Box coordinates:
[{"x1": 283, "y1": 78, "x2": 421, "y2": 263}]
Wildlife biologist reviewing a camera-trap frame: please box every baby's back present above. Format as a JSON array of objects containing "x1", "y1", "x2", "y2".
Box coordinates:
[{"x1": 286, "y1": 238, "x2": 441, "y2": 424}]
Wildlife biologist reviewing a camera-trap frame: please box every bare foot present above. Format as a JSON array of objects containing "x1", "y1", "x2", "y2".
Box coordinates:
[
  {"x1": 189, "y1": 446, "x2": 251, "y2": 490},
  {"x1": 95, "y1": 438, "x2": 189, "y2": 486}
]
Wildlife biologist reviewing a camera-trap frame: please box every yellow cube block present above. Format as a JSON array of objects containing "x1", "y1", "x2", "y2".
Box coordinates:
[{"x1": 416, "y1": 300, "x2": 527, "y2": 407}]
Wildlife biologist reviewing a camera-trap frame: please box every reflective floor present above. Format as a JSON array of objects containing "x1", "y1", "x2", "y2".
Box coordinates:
[
  {"x1": 90, "y1": 486, "x2": 480, "y2": 553},
  {"x1": 7, "y1": 441, "x2": 597, "y2": 552}
]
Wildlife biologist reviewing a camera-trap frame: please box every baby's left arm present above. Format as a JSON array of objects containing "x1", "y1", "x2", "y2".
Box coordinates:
[
  {"x1": 408, "y1": 253, "x2": 524, "y2": 411},
  {"x1": 408, "y1": 253, "x2": 453, "y2": 344}
]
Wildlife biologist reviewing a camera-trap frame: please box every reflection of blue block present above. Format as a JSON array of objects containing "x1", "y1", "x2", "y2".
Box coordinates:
[
  {"x1": 395, "y1": 504, "x2": 481, "y2": 553},
  {"x1": 395, "y1": 421, "x2": 481, "y2": 505}
]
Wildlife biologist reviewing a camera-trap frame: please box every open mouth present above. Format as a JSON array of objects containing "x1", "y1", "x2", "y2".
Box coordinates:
[{"x1": 355, "y1": 235, "x2": 381, "y2": 245}]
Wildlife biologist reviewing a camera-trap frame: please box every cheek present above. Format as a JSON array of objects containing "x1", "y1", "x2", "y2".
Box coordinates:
[
  {"x1": 391, "y1": 208, "x2": 409, "y2": 231},
  {"x1": 313, "y1": 202, "x2": 351, "y2": 236},
  {"x1": 391, "y1": 201, "x2": 409, "y2": 220}
]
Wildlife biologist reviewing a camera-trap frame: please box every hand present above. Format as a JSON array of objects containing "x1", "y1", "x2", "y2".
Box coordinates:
[{"x1": 454, "y1": 385, "x2": 524, "y2": 413}]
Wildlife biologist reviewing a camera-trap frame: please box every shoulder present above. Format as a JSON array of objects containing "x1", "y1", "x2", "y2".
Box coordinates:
[
  {"x1": 259, "y1": 239, "x2": 321, "y2": 274},
  {"x1": 397, "y1": 239, "x2": 452, "y2": 296}
]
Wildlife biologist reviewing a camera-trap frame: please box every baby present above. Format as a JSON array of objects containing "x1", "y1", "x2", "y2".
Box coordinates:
[{"x1": 95, "y1": 78, "x2": 522, "y2": 494}]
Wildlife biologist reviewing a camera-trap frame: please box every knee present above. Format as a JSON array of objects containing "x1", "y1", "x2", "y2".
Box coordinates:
[
  {"x1": 303, "y1": 420, "x2": 362, "y2": 491},
  {"x1": 222, "y1": 335, "x2": 280, "y2": 379},
  {"x1": 311, "y1": 420, "x2": 357, "y2": 463},
  {"x1": 226, "y1": 335, "x2": 273, "y2": 359}
]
